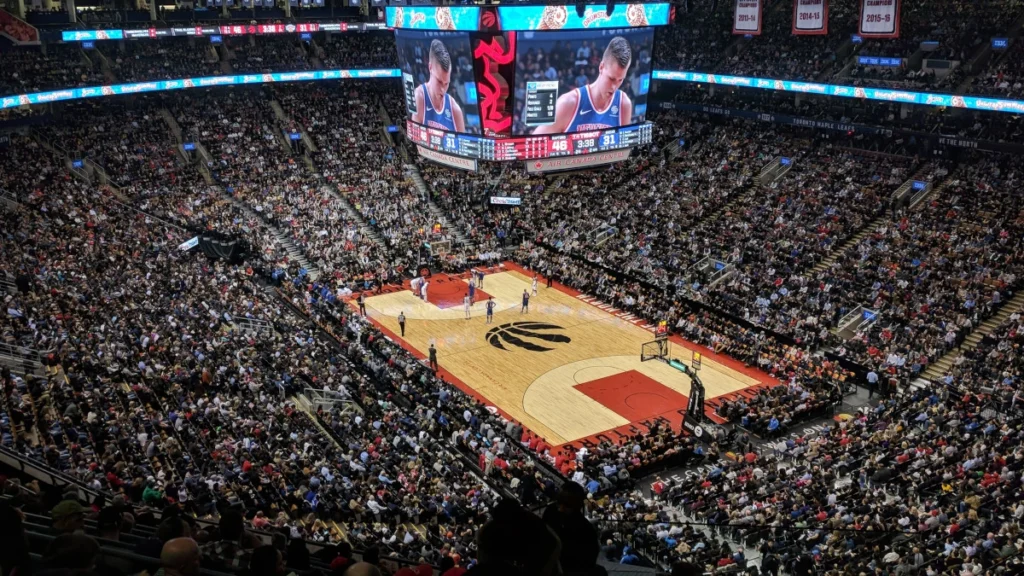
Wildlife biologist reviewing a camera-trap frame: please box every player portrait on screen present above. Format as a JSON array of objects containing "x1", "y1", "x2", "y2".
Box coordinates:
[
  {"x1": 395, "y1": 30, "x2": 481, "y2": 134},
  {"x1": 531, "y1": 36, "x2": 633, "y2": 134},
  {"x1": 413, "y1": 39, "x2": 466, "y2": 132},
  {"x1": 513, "y1": 28, "x2": 652, "y2": 135}
]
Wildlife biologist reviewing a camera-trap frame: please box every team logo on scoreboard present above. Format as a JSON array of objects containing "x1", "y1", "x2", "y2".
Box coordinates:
[{"x1": 486, "y1": 322, "x2": 571, "y2": 352}]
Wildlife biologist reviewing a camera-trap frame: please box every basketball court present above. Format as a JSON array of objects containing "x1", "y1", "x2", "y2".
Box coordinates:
[{"x1": 359, "y1": 262, "x2": 776, "y2": 448}]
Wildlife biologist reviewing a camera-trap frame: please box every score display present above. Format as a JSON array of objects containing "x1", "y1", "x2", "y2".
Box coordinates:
[{"x1": 407, "y1": 120, "x2": 652, "y2": 162}]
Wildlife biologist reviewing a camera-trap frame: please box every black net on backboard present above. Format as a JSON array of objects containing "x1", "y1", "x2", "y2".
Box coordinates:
[{"x1": 641, "y1": 339, "x2": 668, "y2": 362}]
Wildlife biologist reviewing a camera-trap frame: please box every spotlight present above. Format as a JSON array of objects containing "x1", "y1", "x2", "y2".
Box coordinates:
[
  {"x1": 576, "y1": 0, "x2": 585, "y2": 18},
  {"x1": 606, "y1": 0, "x2": 615, "y2": 15}
]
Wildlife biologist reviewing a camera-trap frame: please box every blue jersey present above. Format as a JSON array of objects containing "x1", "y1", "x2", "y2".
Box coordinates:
[
  {"x1": 566, "y1": 85, "x2": 623, "y2": 133},
  {"x1": 421, "y1": 86, "x2": 457, "y2": 131}
]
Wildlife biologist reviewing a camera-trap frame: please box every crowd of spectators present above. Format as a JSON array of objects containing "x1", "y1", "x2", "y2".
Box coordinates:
[
  {"x1": 8, "y1": 45, "x2": 1024, "y2": 575},
  {"x1": 226, "y1": 37, "x2": 313, "y2": 74},
  {"x1": 318, "y1": 32, "x2": 397, "y2": 69},
  {"x1": 170, "y1": 88, "x2": 380, "y2": 281},
  {"x1": 844, "y1": 64, "x2": 942, "y2": 90},
  {"x1": 650, "y1": 382, "x2": 1024, "y2": 575},
  {"x1": 0, "y1": 137, "x2": 356, "y2": 546},
  {"x1": 0, "y1": 31, "x2": 398, "y2": 101},
  {"x1": 274, "y1": 83, "x2": 469, "y2": 273},
  {"x1": 966, "y1": 40, "x2": 1024, "y2": 99},
  {"x1": 653, "y1": 0, "x2": 734, "y2": 73},
  {"x1": 718, "y1": 0, "x2": 858, "y2": 82},
  {"x1": 826, "y1": 157, "x2": 1024, "y2": 382},
  {"x1": 674, "y1": 143, "x2": 915, "y2": 343},
  {"x1": 660, "y1": 80, "x2": 1024, "y2": 146},
  {"x1": 0, "y1": 44, "x2": 104, "y2": 95},
  {"x1": 31, "y1": 98, "x2": 292, "y2": 269},
  {"x1": 108, "y1": 39, "x2": 222, "y2": 83},
  {"x1": 5, "y1": 0, "x2": 1024, "y2": 109}
]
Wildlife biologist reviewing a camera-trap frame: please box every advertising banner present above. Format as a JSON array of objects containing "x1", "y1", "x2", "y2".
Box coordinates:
[{"x1": 525, "y1": 148, "x2": 631, "y2": 172}]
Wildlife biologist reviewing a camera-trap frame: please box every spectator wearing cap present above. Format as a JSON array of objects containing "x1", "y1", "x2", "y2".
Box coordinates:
[{"x1": 50, "y1": 500, "x2": 88, "y2": 535}]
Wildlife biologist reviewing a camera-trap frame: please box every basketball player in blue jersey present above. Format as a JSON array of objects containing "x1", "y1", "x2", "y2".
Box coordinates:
[
  {"x1": 413, "y1": 39, "x2": 466, "y2": 132},
  {"x1": 531, "y1": 36, "x2": 633, "y2": 135}
]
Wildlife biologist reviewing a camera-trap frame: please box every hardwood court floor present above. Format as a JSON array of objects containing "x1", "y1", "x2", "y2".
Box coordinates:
[{"x1": 362, "y1": 263, "x2": 773, "y2": 447}]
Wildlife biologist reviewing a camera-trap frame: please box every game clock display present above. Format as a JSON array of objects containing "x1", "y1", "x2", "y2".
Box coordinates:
[{"x1": 406, "y1": 120, "x2": 651, "y2": 161}]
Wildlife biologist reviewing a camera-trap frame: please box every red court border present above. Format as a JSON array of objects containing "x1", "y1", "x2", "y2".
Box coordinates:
[{"x1": 353, "y1": 261, "x2": 779, "y2": 448}]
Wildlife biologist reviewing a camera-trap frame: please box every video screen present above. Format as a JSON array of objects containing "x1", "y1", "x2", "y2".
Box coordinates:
[
  {"x1": 395, "y1": 29, "x2": 482, "y2": 134},
  {"x1": 513, "y1": 27, "x2": 653, "y2": 135}
]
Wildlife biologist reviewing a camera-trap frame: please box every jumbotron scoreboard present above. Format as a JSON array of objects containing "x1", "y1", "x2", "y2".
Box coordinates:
[
  {"x1": 389, "y1": 3, "x2": 670, "y2": 171},
  {"x1": 407, "y1": 121, "x2": 653, "y2": 161}
]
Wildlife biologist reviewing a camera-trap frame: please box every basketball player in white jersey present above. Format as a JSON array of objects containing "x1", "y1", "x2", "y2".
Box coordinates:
[
  {"x1": 532, "y1": 274, "x2": 538, "y2": 297},
  {"x1": 464, "y1": 294, "x2": 472, "y2": 319},
  {"x1": 531, "y1": 36, "x2": 634, "y2": 135},
  {"x1": 413, "y1": 39, "x2": 466, "y2": 132}
]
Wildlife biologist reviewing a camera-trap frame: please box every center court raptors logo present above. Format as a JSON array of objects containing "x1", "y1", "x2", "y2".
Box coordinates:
[{"x1": 486, "y1": 322, "x2": 570, "y2": 352}]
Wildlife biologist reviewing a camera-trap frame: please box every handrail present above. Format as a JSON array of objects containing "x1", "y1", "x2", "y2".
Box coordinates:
[{"x1": 102, "y1": 187, "x2": 191, "y2": 234}]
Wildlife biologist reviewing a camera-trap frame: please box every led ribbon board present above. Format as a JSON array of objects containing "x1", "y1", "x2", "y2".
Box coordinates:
[
  {"x1": 62, "y1": 22, "x2": 388, "y2": 42},
  {"x1": 497, "y1": 3, "x2": 670, "y2": 30},
  {"x1": 0, "y1": 69, "x2": 401, "y2": 110},
  {"x1": 385, "y1": 6, "x2": 481, "y2": 31},
  {"x1": 652, "y1": 70, "x2": 1024, "y2": 115}
]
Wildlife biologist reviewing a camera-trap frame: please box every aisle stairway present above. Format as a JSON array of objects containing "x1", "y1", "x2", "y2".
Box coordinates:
[
  {"x1": 291, "y1": 396, "x2": 445, "y2": 544},
  {"x1": 304, "y1": 153, "x2": 387, "y2": 248},
  {"x1": 225, "y1": 193, "x2": 320, "y2": 280},
  {"x1": 919, "y1": 290, "x2": 1024, "y2": 383},
  {"x1": 264, "y1": 97, "x2": 388, "y2": 253},
  {"x1": 693, "y1": 155, "x2": 792, "y2": 231},
  {"x1": 810, "y1": 169, "x2": 948, "y2": 275},
  {"x1": 404, "y1": 163, "x2": 472, "y2": 246},
  {"x1": 295, "y1": 153, "x2": 388, "y2": 250},
  {"x1": 158, "y1": 110, "x2": 320, "y2": 279}
]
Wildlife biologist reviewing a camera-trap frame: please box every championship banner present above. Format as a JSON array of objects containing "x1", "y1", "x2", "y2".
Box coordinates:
[
  {"x1": 732, "y1": 0, "x2": 762, "y2": 35},
  {"x1": 793, "y1": 0, "x2": 827, "y2": 35},
  {"x1": 858, "y1": 0, "x2": 899, "y2": 38}
]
